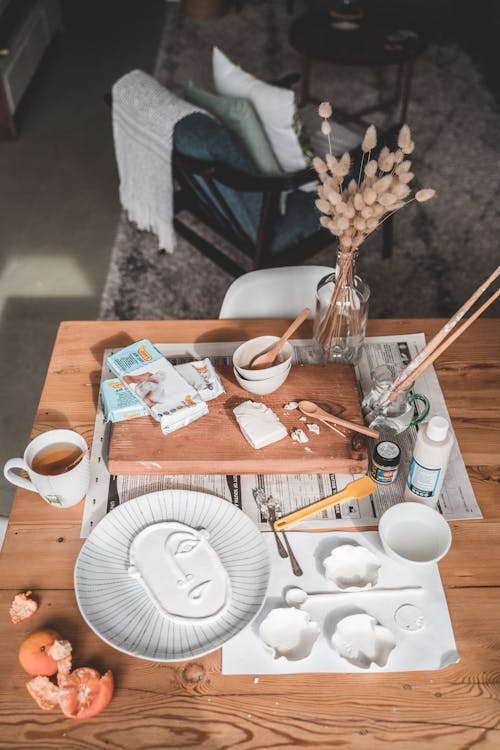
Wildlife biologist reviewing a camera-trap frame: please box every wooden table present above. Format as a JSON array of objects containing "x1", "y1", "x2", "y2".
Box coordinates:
[{"x1": 1, "y1": 319, "x2": 499, "y2": 749}]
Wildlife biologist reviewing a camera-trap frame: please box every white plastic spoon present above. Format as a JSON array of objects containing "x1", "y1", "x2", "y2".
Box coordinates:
[{"x1": 285, "y1": 585, "x2": 423, "y2": 608}]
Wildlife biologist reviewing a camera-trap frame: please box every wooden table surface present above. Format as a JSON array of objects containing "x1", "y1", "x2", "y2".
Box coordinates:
[{"x1": 1, "y1": 319, "x2": 499, "y2": 749}]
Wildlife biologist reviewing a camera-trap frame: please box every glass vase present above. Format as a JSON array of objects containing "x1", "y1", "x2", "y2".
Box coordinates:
[{"x1": 313, "y1": 249, "x2": 370, "y2": 365}]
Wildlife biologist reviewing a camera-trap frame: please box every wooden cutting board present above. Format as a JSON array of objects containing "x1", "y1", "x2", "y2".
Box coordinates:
[{"x1": 107, "y1": 364, "x2": 368, "y2": 475}]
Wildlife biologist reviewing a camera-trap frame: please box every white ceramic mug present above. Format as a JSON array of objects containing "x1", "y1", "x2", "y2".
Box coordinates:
[{"x1": 3, "y1": 429, "x2": 90, "y2": 508}]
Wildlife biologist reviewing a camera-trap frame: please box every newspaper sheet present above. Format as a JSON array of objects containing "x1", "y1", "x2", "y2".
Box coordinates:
[{"x1": 80, "y1": 335, "x2": 481, "y2": 538}]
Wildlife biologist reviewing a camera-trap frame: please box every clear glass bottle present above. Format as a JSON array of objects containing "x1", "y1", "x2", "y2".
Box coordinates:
[{"x1": 313, "y1": 249, "x2": 370, "y2": 365}]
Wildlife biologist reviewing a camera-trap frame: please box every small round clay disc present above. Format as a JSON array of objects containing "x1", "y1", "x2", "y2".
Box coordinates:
[{"x1": 394, "y1": 604, "x2": 424, "y2": 632}]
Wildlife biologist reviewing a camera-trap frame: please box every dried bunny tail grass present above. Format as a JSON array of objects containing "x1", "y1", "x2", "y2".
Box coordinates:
[
  {"x1": 336, "y1": 216, "x2": 350, "y2": 231},
  {"x1": 398, "y1": 171, "x2": 414, "y2": 184},
  {"x1": 362, "y1": 124, "x2": 377, "y2": 152},
  {"x1": 313, "y1": 156, "x2": 328, "y2": 174},
  {"x1": 415, "y1": 188, "x2": 436, "y2": 202},
  {"x1": 373, "y1": 174, "x2": 393, "y2": 193},
  {"x1": 353, "y1": 216, "x2": 366, "y2": 231},
  {"x1": 347, "y1": 178, "x2": 357, "y2": 194},
  {"x1": 319, "y1": 215, "x2": 331, "y2": 229},
  {"x1": 344, "y1": 202, "x2": 356, "y2": 219},
  {"x1": 378, "y1": 192, "x2": 398, "y2": 207},
  {"x1": 393, "y1": 182, "x2": 411, "y2": 199},
  {"x1": 393, "y1": 149, "x2": 404, "y2": 164},
  {"x1": 328, "y1": 190, "x2": 342, "y2": 206},
  {"x1": 318, "y1": 101, "x2": 332, "y2": 119},
  {"x1": 321, "y1": 120, "x2": 332, "y2": 135},
  {"x1": 326, "y1": 153, "x2": 338, "y2": 171},
  {"x1": 353, "y1": 192, "x2": 365, "y2": 211},
  {"x1": 371, "y1": 203, "x2": 386, "y2": 218},
  {"x1": 403, "y1": 140, "x2": 415, "y2": 155},
  {"x1": 364, "y1": 159, "x2": 378, "y2": 178},
  {"x1": 339, "y1": 152, "x2": 351, "y2": 176},
  {"x1": 379, "y1": 152, "x2": 395, "y2": 172},
  {"x1": 396, "y1": 160, "x2": 412, "y2": 175},
  {"x1": 363, "y1": 187, "x2": 377, "y2": 205},
  {"x1": 398, "y1": 124, "x2": 412, "y2": 150},
  {"x1": 316, "y1": 199, "x2": 332, "y2": 214},
  {"x1": 361, "y1": 205, "x2": 373, "y2": 218}
]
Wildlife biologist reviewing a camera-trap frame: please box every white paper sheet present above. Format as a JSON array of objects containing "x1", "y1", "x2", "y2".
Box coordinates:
[{"x1": 222, "y1": 530, "x2": 458, "y2": 674}]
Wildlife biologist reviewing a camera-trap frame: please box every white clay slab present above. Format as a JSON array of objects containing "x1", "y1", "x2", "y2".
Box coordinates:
[{"x1": 222, "y1": 530, "x2": 458, "y2": 674}]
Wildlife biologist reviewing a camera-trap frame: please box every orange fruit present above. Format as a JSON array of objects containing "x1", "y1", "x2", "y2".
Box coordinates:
[
  {"x1": 18, "y1": 628, "x2": 61, "y2": 676},
  {"x1": 58, "y1": 668, "x2": 114, "y2": 719}
]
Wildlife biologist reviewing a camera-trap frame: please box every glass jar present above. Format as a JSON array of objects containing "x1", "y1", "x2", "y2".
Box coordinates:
[
  {"x1": 362, "y1": 364, "x2": 430, "y2": 434},
  {"x1": 313, "y1": 250, "x2": 370, "y2": 365}
]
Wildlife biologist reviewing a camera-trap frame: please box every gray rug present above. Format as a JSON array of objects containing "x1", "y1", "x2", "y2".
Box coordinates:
[{"x1": 99, "y1": 1, "x2": 500, "y2": 320}]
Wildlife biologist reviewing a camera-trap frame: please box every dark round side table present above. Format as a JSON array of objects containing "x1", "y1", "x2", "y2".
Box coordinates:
[{"x1": 289, "y1": 9, "x2": 427, "y2": 124}]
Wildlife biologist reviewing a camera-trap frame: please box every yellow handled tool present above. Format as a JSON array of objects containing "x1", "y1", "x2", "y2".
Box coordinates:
[{"x1": 273, "y1": 476, "x2": 376, "y2": 531}]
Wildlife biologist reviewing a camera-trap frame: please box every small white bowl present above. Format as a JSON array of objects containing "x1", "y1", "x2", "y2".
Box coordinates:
[
  {"x1": 378, "y1": 502, "x2": 452, "y2": 565},
  {"x1": 233, "y1": 364, "x2": 291, "y2": 395},
  {"x1": 232, "y1": 336, "x2": 293, "y2": 381}
]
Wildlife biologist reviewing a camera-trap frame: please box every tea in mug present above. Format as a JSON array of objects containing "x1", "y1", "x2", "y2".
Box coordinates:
[{"x1": 31, "y1": 442, "x2": 83, "y2": 476}]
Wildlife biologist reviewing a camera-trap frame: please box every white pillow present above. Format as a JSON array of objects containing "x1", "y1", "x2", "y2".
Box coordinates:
[{"x1": 212, "y1": 46, "x2": 308, "y2": 174}]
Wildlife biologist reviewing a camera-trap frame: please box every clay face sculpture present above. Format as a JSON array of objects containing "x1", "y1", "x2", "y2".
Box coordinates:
[
  {"x1": 323, "y1": 544, "x2": 381, "y2": 589},
  {"x1": 259, "y1": 607, "x2": 320, "y2": 661},
  {"x1": 331, "y1": 613, "x2": 396, "y2": 668},
  {"x1": 129, "y1": 521, "x2": 231, "y2": 622}
]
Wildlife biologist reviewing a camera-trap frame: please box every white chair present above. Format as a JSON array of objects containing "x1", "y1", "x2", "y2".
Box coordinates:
[
  {"x1": 0, "y1": 515, "x2": 8, "y2": 552},
  {"x1": 219, "y1": 265, "x2": 334, "y2": 318}
]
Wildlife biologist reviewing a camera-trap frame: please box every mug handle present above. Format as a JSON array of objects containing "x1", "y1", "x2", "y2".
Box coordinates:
[
  {"x1": 409, "y1": 394, "x2": 430, "y2": 426},
  {"x1": 3, "y1": 458, "x2": 37, "y2": 493}
]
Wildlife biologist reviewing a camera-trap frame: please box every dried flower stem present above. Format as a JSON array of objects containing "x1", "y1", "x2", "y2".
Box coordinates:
[{"x1": 313, "y1": 103, "x2": 435, "y2": 355}]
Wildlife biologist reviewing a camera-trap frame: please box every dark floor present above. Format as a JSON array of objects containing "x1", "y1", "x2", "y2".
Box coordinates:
[{"x1": 0, "y1": 0, "x2": 165, "y2": 520}]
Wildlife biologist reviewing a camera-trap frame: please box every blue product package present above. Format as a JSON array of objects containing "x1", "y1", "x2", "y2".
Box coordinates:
[
  {"x1": 100, "y1": 379, "x2": 148, "y2": 422},
  {"x1": 106, "y1": 339, "x2": 208, "y2": 433}
]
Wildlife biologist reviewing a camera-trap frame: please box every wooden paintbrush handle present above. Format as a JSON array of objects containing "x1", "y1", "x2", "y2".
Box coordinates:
[{"x1": 392, "y1": 287, "x2": 500, "y2": 398}]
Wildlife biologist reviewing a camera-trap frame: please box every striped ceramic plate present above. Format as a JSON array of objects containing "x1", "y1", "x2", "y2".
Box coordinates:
[{"x1": 74, "y1": 489, "x2": 270, "y2": 662}]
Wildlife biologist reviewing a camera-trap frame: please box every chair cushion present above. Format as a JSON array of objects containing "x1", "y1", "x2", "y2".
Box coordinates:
[
  {"x1": 212, "y1": 46, "x2": 309, "y2": 174},
  {"x1": 184, "y1": 81, "x2": 281, "y2": 176},
  {"x1": 173, "y1": 112, "x2": 320, "y2": 256}
]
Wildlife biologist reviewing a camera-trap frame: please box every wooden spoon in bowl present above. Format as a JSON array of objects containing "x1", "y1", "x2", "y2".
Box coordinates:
[{"x1": 249, "y1": 308, "x2": 310, "y2": 370}]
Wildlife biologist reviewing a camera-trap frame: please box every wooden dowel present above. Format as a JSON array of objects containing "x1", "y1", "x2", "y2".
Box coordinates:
[
  {"x1": 318, "y1": 413, "x2": 380, "y2": 439},
  {"x1": 391, "y1": 286, "x2": 500, "y2": 398}
]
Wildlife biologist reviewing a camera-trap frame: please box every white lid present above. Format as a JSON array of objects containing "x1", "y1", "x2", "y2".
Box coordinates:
[{"x1": 426, "y1": 416, "x2": 449, "y2": 442}]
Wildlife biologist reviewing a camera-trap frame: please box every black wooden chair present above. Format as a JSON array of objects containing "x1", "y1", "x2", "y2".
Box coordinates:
[
  {"x1": 106, "y1": 89, "x2": 395, "y2": 277},
  {"x1": 172, "y1": 114, "x2": 396, "y2": 276}
]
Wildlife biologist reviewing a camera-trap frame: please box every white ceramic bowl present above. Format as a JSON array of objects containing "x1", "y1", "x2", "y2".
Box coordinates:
[
  {"x1": 233, "y1": 364, "x2": 291, "y2": 395},
  {"x1": 378, "y1": 502, "x2": 452, "y2": 565},
  {"x1": 232, "y1": 336, "x2": 293, "y2": 381}
]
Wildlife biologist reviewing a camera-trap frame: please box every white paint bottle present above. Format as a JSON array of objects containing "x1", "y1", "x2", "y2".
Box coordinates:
[{"x1": 404, "y1": 416, "x2": 453, "y2": 508}]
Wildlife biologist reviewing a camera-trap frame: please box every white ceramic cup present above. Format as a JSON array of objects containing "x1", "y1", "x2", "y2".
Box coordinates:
[
  {"x1": 233, "y1": 363, "x2": 291, "y2": 395},
  {"x1": 3, "y1": 429, "x2": 90, "y2": 508},
  {"x1": 378, "y1": 501, "x2": 452, "y2": 565},
  {"x1": 232, "y1": 336, "x2": 293, "y2": 381}
]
